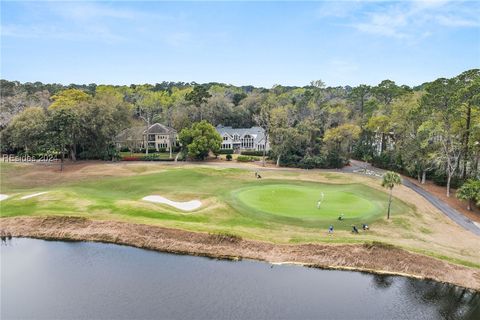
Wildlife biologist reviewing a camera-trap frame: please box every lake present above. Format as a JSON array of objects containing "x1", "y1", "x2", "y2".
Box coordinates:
[{"x1": 1, "y1": 238, "x2": 479, "y2": 319}]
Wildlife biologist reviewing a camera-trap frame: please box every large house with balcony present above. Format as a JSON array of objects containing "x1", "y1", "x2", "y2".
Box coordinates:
[
  {"x1": 216, "y1": 125, "x2": 269, "y2": 152},
  {"x1": 115, "y1": 123, "x2": 177, "y2": 152}
]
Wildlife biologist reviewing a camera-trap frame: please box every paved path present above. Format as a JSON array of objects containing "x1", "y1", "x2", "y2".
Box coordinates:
[
  {"x1": 347, "y1": 160, "x2": 480, "y2": 237},
  {"x1": 401, "y1": 179, "x2": 480, "y2": 236}
]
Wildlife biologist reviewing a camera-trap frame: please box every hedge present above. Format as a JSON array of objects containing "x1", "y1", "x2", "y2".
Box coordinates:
[
  {"x1": 237, "y1": 155, "x2": 255, "y2": 162},
  {"x1": 121, "y1": 155, "x2": 175, "y2": 161},
  {"x1": 240, "y1": 150, "x2": 265, "y2": 156},
  {"x1": 218, "y1": 149, "x2": 234, "y2": 154}
]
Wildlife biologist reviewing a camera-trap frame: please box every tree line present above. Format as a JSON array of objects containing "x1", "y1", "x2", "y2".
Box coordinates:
[{"x1": 0, "y1": 69, "x2": 479, "y2": 201}]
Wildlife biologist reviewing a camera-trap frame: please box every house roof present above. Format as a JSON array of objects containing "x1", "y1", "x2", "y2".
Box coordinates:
[
  {"x1": 216, "y1": 125, "x2": 266, "y2": 143},
  {"x1": 115, "y1": 123, "x2": 176, "y2": 141},
  {"x1": 147, "y1": 123, "x2": 177, "y2": 134}
]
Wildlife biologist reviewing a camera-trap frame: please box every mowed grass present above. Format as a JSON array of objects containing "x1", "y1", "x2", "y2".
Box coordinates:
[
  {"x1": 0, "y1": 165, "x2": 408, "y2": 232},
  {"x1": 232, "y1": 183, "x2": 383, "y2": 226}
]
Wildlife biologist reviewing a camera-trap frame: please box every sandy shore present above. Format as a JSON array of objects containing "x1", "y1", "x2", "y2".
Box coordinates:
[{"x1": 1, "y1": 216, "x2": 479, "y2": 291}]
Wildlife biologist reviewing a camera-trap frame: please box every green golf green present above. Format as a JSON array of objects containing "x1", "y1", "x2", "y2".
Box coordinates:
[{"x1": 231, "y1": 183, "x2": 387, "y2": 225}]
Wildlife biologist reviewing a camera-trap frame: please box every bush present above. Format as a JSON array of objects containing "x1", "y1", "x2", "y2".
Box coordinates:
[
  {"x1": 119, "y1": 147, "x2": 130, "y2": 152},
  {"x1": 325, "y1": 151, "x2": 347, "y2": 169},
  {"x1": 298, "y1": 155, "x2": 326, "y2": 169},
  {"x1": 226, "y1": 154, "x2": 232, "y2": 161},
  {"x1": 432, "y1": 172, "x2": 463, "y2": 189},
  {"x1": 241, "y1": 150, "x2": 265, "y2": 156},
  {"x1": 218, "y1": 149, "x2": 234, "y2": 154},
  {"x1": 278, "y1": 154, "x2": 303, "y2": 167},
  {"x1": 237, "y1": 155, "x2": 254, "y2": 162}
]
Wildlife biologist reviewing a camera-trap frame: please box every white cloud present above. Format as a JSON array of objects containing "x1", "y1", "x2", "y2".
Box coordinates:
[
  {"x1": 435, "y1": 15, "x2": 480, "y2": 27},
  {"x1": 337, "y1": 0, "x2": 479, "y2": 41}
]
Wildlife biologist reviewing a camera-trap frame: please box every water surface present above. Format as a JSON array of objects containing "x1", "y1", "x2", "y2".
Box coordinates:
[{"x1": 1, "y1": 238, "x2": 479, "y2": 319}]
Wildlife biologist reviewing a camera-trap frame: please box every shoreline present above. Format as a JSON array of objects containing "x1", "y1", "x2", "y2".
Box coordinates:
[{"x1": 1, "y1": 216, "x2": 479, "y2": 292}]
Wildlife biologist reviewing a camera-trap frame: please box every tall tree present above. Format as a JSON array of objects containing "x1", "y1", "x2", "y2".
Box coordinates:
[
  {"x1": 135, "y1": 90, "x2": 170, "y2": 154},
  {"x1": 6, "y1": 107, "x2": 47, "y2": 154},
  {"x1": 455, "y1": 69, "x2": 480, "y2": 179},
  {"x1": 253, "y1": 103, "x2": 273, "y2": 167},
  {"x1": 185, "y1": 85, "x2": 212, "y2": 121},
  {"x1": 49, "y1": 89, "x2": 91, "y2": 161},
  {"x1": 46, "y1": 107, "x2": 77, "y2": 171},
  {"x1": 421, "y1": 78, "x2": 462, "y2": 197},
  {"x1": 323, "y1": 123, "x2": 361, "y2": 159},
  {"x1": 373, "y1": 80, "x2": 403, "y2": 106},
  {"x1": 349, "y1": 84, "x2": 371, "y2": 115}
]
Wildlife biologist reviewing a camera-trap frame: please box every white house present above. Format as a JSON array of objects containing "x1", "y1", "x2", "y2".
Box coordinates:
[{"x1": 216, "y1": 125, "x2": 270, "y2": 152}]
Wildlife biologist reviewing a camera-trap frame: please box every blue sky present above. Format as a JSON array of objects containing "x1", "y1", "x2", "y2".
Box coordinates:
[{"x1": 1, "y1": 1, "x2": 479, "y2": 87}]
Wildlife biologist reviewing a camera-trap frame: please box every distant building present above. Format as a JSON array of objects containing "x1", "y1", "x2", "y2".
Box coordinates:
[
  {"x1": 216, "y1": 125, "x2": 269, "y2": 152},
  {"x1": 115, "y1": 123, "x2": 177, "y2": 152}
]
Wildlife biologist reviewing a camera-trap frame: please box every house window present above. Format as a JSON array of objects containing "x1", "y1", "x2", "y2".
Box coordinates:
[
  {"x1": 148, "y1": 134, "x2": 155, "y2": 141},
  {"x1": 242, "y1": 135, "x2": 254, "y2": 149},
  {"x1": 233, "y1": 134, "x2": 239, "y2": 141},
  {"x1": 223, "y1": 136, "x2": 228, "y2": 141}
]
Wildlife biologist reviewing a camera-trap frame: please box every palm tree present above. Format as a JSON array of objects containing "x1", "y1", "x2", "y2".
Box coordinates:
[{"x1": 381, "y1": 171, "x2": 402, "y2": 219}]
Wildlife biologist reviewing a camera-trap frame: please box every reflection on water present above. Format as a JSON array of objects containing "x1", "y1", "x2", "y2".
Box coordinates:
[
  {"x1": 1, "y1": 238, "x2": 479, "y2": 320},
  {"x1": 403, "y1": 278, "x2": 479, "y2": 320}
]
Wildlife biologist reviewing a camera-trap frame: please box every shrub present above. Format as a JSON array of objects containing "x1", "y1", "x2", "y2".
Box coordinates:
[
  {"x1": 241, "y1": 150, "x2": 265, "y2": 156},
  {"x1": 325, "y1": 151, "x2": 347, "y2": 169},
  {"x1": 226, "y1": 154, "x2": 232, "y2": 161},
  {"x1": 237, "y1": 155, "x2": 254, "y2": 162},
  {"x1": 432, "y1": 172, "x2": 463, "y2": 189},
  {"x1": 218, "y1": 149, "x2": 234, "y2": 154},
  {"x1": 119, "y1": 147, "x2": 130, "y2": 152},
  {"x1": 298, "y1": 155, "x2": 326, "y2": 169}
]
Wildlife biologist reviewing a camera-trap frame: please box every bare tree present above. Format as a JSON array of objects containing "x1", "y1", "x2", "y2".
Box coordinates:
[{"x1": 253, "y1": 104, "x2": 271, "y2": 167}]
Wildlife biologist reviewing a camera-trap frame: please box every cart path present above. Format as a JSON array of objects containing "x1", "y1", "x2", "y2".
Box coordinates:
[{"x1": 347, "y1": 160, "x2": 480, "y2": 237}]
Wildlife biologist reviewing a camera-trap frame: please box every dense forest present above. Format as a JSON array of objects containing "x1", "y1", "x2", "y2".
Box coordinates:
[{"x1": 1, "y1": 69, "x2": 479, "y2": 199}]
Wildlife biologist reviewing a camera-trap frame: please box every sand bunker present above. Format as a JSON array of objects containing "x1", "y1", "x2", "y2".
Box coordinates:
[
  {"x1": 20, "y1": 192, "x2": 48, "y2": 200},
  {"x1": 0, "y1": 194, "x2": 9, "y2": 201},
  {"x1": 142, "y1": 195, "x2": 201, "y2": 211}
]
